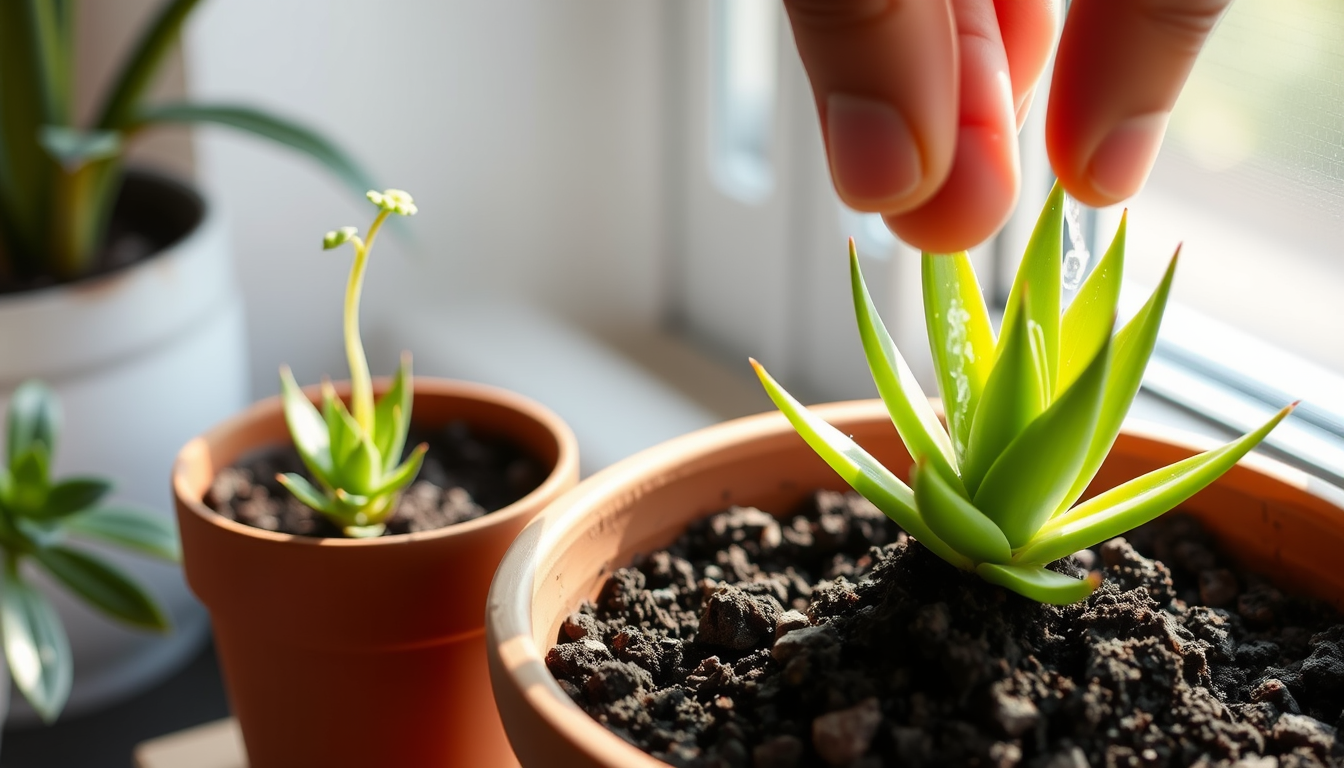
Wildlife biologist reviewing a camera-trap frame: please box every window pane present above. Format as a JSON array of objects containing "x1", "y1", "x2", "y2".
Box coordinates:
[{"x1": 1103, "y1": 0, "x2": 1344, "y2": 374}]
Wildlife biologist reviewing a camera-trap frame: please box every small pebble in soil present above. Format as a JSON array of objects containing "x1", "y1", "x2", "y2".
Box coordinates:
[
  {"x1": 547, "y1": 491, "x2": 1344, "y2": 768},
  {"x1": 206, "y1": 419, "x2": 543, "y2": 537}
]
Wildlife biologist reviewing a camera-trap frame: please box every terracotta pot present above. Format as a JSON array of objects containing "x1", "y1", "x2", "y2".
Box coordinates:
[
  {"x1": 486, "y1": 399, "x2": 1344, "y2": 768},
  {"x1": 174, "y1": 378, "x2": 579, "y2": 768}
]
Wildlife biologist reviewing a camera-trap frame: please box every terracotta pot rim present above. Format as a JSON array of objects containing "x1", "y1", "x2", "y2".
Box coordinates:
[
  {"x1": 532, "y1": 400, "x2": 1328, "y2": 557},
  {"x1": 173, "y1": 375, "x2": 580, "y2": 548},
  {"x1": 487, "y1": 398, "x2": 1342, "y2": 768}
]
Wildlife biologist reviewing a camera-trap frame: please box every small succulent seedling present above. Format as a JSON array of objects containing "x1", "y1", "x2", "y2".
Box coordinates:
[
  {"x1": 0, "y1": 380, "x2": 178, "y2": 721},
  {"x1": 278, "y1": 189, "x2": 423, "y2": 538},
  {"x1": 753, "y1": 184, "x2": 1293, "y2": 604}
]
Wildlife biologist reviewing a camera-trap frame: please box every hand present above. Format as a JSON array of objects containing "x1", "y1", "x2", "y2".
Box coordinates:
[{"x1": 784, "y1": 0, "x2": 1231, "y2": 252}]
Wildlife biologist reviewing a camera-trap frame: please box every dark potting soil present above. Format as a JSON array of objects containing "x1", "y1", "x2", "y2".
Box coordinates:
[
  {"x1": 205, "y1": 420, "x2": 545, "y2": 537},
  {"x1": 547, "y1": 491, "x2": 1344, "y2": 767}
]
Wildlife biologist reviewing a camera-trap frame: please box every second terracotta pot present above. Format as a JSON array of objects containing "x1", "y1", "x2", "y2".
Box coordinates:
[
  {"x1": 486, "y1": 399, "x2": 1344, "y2": 768},
  {"x1": 174, "y1": 377, "x2": 579, "y2": 768}
]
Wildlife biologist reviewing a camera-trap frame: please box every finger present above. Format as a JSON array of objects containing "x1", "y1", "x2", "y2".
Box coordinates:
[
  {"x1": 993, "y1": 0, "x2": 1059, "y2": 124},
  {"x1": 1047, "y1": 0, "x2": 1232, "y2": 206},
  {"x1": 784, "y1": 0, "x2": 958, "y2": 214},
  {"x1": 884, "y1": 0, "x2": 1019, "y2": 253}
]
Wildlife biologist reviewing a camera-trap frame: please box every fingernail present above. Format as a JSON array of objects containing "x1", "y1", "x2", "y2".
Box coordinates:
[
  {"x1": 826, "y1": 93, "x2": 923, "y2": 204},
  {"x1": 1087, "y1": 112, "x2": 1169, "y2": 201}
]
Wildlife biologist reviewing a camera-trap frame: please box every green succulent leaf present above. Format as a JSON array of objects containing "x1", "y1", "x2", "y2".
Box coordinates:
[
  {"x1": 1001, "y1": 181, "x2": 1063, "y2": 381},
  {"x1": 276, "y1": 473, "x2": 335, "y2": 517},
  {"x1": 133, "y1": 103, "x2": 376, "y2": 199},
  {"x1": 7, "y1": 379, "x2": 60, "y2": 468},
  {"x1": 343, "y1": 523, "x2": 387, "y2": 539},
  {"x1": 912, "y1": 462, "x2": 1011, "y2": 565},
  {"x1": 1058, "y1": 212, "x2": 1125, "y2": 397},
  {"x1": 1019, "y1": 404, "x2": 1294, "y2": 566},
  {"x1": 333, "y1": 488, "x2": 372, "y2": 510},
  {"x1": 63, "y1": 507, "x2": 180, "y2": 562},
  {"x1": 921, "y1": 252, "x2": 995, "y2": 467},
  {"x1": 1054, "y1": 251, "x2": 1178, "y2": 517},
  {"x1": 373, "y1": 355, "x2": 414, "y2": 473},
  {"x1": 976, "y1": 562, "x2": 1100, "y2": 605},
  {"x1": 851, "y1": 245, "x2": 960, "y2": 490},
  {"x1": 752, "y1": 360, "x2": 972, "y2": 570},
  {"x1": 320, "y1": 382, "x2": 365, "y2": 481},
  {"x1": 95, "y1": 0, "x2": 205, "y2": 130},
  {"x1": 962, "y1": 292, "x2": 1049, "y2": 496},
  {"x1": 337, "y1": 435, "x2": 381, "y2": 497},
  {"x1": 32, "y1": 545, "x2": 168, "y2": 631},
  {"x1": 367, "y1": 443, "x2": 427, "y2": 498},
  {"x1": 280, "y1": 366, "x2": 333, "y2": 486},
  {"x1": 37, "y1": 126, "x2": 121, "y2": 170},
  {"x1": 39, "y1": 477, "x2": 112, "y2": 519},
  {"x1": 1, "y1": 566, "x2": 72, "y2": 723},
  {"x1": 974, "y1": 333, "x2": 1112, "y2": 548},
  {"x1": 10, "y1": 449, "x2": 51, "y2": 513}
]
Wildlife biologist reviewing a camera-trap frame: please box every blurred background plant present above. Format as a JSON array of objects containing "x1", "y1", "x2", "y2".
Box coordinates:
[
  {"x1": 0, "y1": 0, "x2": 371, "y2": 290},
  {"x1": 0, "y1": 381, "x2": 178, "y2": 722}
]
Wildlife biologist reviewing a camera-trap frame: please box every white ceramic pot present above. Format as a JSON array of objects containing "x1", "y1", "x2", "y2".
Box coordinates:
[{"x1": 0, "y1": 172, "x2": 249, "y2": 724}]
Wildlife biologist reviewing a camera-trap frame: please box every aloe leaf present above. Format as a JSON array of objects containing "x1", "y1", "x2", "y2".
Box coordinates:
[
  {"x1": 24, "y1": 0, "x2": 72, "y2": 124},
  {"x1": 7, "y1": 379, "x2": 60, "y2": 467},
  {"x1": 94, "y1": 0, "x2": 204, "y2": 130},
  {"x1": 367, "y1": 443, "x2": 427, "y2": 498},
  {"x1": 1019, "y1": 404, "x2": 1294, "y2": 566},
  {"x1": 280, "y1": 367, "x2": 333, "y2": 485},
  {"x1": 133, "y1": 103, "x2": 376, "y2": 198},
  {"x1": 0, "y1": 2, "x2": 60, "y2": 264},
  {"x1": 976, "y1": 562, "x2": 1100, "y2": 605},
  {"x1": 1, "y1": 567, "x2": 72, "y2": 723},
  {"x1": 333, "y1": 488, "x2": 372, "y2": 510},
  {"x1": 276, "y1": 473, "x2": 334, "y2": 517},
  {"x1": 320, "y1": 382, "x2": 348, "y2": 476},
  {"x1": 373, "y1": 354, "x2": 414, "y2": 472},
  {"x1": 32, "y1": 545, "x2": 168, "y2": 631},
  {"x1": 961, "y1": 292, "x2": 1049, "y2": 496},
  {"x1": 912, "y1": 462, "x2": 1010, "y2": 565},
  {"x1": 39, "y1": 477, "x2": 111, "y2": 518},
  {"x1": 974, "y1": 333, "x2": 1112, "y2": 548},
  {"x1": 37, "y1": 126, "x2": 120, "y2": 170},
  {"x1": 1001, "y1": 182, "x2": 1063, "y2": 382},
  {"x1": 921, "y1": 252, "x2": 995, "y2": 468},
  {"x1": 1058, "y1": 212, "x2": 1125, "y2": 397},
  {"x1": 337, "y1": 437, "x2": 381, "y2": 498},
  {"x1": 850, "y1": 244, "x2": 960, "y2": 489},
  {"x1": 1054, "y1": 251, "x2": 1178, "y2": 517},
  {"x1": 752, "y1": 360, "x2": 972, "y2": 570},
  {"x1": 10, "y1": 449, "x2": 50, "y2": 513},
  {"x1": 63, "y1": 507, "x2": 180, "y2": 562}
]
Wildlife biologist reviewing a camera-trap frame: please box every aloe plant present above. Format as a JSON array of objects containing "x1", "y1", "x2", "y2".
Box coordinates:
[
  {"x1": 0, "y1": 380, "x2": 178, "y2": 721},
  {"x1": 753, "y1": 184, "x2": 1294, "y2": 604},
  {"x1": 277, "y1": 189, "x2": 423, "y2": 538},
  {"x1": 0, "y1": 0, "x2": 373, "y2": 288}
]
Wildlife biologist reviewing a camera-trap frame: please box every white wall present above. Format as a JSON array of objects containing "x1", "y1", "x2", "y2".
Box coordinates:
[{"x1": 183, "y1": 1, "x2": 668, "y2": 397}]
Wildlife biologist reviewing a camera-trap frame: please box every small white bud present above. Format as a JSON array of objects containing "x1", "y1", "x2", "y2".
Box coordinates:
[{"x1": 322, "y1": 226, "x2": 358, "y2": 250}]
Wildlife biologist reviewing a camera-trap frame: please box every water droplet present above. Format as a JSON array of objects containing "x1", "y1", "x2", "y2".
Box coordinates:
[{"x1": 1062, "y1": 193, "x2": 1090, "y2": 290}]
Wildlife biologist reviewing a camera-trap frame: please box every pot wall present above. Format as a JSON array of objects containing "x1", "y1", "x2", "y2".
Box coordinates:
[
  {"x1": 0, "y1": 172, "x2": 246, "y2": 723},
  {"x1": 174, "y1": 378, "x2": 579, "y2": 768},
  {"x1": 486, "y1": 400, "x2": 1344, "y2": 768}
]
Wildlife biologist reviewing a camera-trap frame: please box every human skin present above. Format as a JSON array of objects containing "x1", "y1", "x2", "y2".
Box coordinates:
[{"x1": 783, "y1": 0, "x2": 1233, "y2": 252}]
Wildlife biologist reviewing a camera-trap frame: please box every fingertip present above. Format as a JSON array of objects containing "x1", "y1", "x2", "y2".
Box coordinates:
[{"x1": 883, "y1": 124, "x2": 1019, "y2": 253}]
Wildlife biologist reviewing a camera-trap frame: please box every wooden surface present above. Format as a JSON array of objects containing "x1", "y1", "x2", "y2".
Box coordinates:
[{"x1": 134, "y1": 719, "x2": 244, "y2": 768}]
